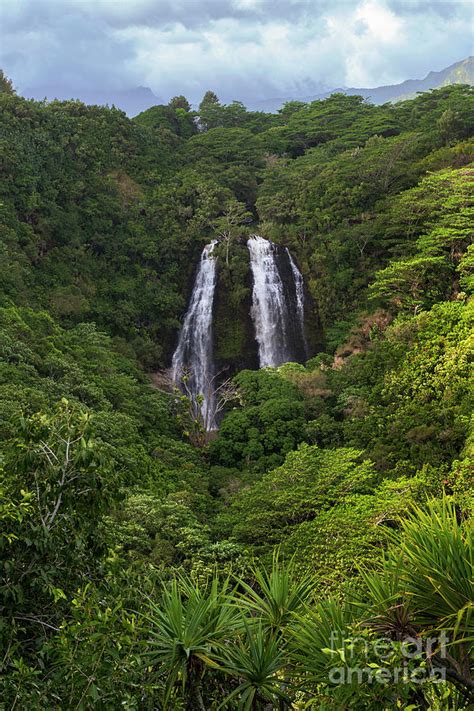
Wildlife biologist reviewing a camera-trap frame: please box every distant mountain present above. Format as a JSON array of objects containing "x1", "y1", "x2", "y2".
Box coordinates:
[
  {"x1": 23, "y1": 85, "x2": 162, "y2": 117},
  {"x1": 332, "y1": 56, "x2": 473, "y2": 105},
  {"x1": 248, "y1": 57, "x2": 473, "y2": 111},
  {"x1": 21, "y1": 57, "x2": 473, "y2": 116}
]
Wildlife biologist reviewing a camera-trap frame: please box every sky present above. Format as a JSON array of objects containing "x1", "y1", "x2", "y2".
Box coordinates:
[{"x1": 1, "y1": 0, "x2": 473, "y2": 104}]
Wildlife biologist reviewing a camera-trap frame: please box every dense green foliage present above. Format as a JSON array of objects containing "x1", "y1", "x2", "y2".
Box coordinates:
[{"x1": 1, "y1": 81, "x2": 473, "y2": 708}]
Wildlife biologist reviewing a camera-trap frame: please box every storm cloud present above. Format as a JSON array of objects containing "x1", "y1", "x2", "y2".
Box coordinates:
[{"x1": 1, "y1": 0, "x2": 472, "y2": 105}]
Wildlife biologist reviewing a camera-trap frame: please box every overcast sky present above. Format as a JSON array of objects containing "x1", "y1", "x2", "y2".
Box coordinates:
[{"x1": 1, "y1": 0, "x2": 472, "y2": 103}]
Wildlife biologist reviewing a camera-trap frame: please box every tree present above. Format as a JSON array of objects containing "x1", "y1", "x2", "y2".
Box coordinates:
[
  {"x1": 144, "y1": 575, "x2": 240, "y2": 709},
  {"x1": 277, "y1": 100, "x2": 307, "y2": 119},
  {"x1": 214, "y1": 199, "x2": 252, "y2": 265},
  {"x1": 0, "y1": 69, "x2": 15, "y2": 94},
  {"x1": 0, "y1": 399, "x2": 119, "y2": 667},
  {"x1": 362, "y1": 499, "x2": 474, "y2": 704},
  {"x1": 172, "y1": 367, "x2": 240, "y2": 446},
  {"x1": 198, "y1": 90, "x2": 222, "y2": 131},
  {"x1": 220, "y1": 444, "x2": 377, "y2": 544},
  {"x1": 1, "y1": 75, "x2": 474, "y2": 708},
  {"x1": 369, "y1": 255, "x2": 449, "y2": 313},
  {"x1": 237, "y1": 552, "x2": 315, "y2": 632},
  {"x1": 216, "y1": 623, "x2": 291, "y2": 709},
  {"x1": 199, "y1": 90, "x2": 220, "y2": 109},
  {"x1": 169, "y1": 95, "x2": 191, "y2": 112}
]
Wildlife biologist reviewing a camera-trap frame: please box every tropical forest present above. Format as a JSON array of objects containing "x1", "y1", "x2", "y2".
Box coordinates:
[{"x1": 0, "y1": 69, "x2": 473, "y2": 709}]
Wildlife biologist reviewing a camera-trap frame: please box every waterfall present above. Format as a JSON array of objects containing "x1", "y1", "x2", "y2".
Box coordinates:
[
  {"x1": 171, "y1": 240, "x2": 218, "y2": 430},
  {"x1": 172, "y1": 235, "x2": 308, "y2": 428},
  {"x1": 286, "y1": 248, "x2": 308, "y2": 357},
  {"x1": 248, "y1": 235, "x2": 290, "y2": 367},
  {"x1": 248, "y1": 235, "x2": 307, "y2": 367}
]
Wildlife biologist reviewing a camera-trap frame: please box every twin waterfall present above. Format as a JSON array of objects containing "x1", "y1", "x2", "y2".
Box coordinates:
[{"x1": 172, "y1": 236, "x2": 307, "y2": 429}]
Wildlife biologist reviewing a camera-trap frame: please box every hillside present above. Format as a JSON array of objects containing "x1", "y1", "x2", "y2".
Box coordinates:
[{"x1": 0, "y1": 79, "x2": 473, "y2": 708}]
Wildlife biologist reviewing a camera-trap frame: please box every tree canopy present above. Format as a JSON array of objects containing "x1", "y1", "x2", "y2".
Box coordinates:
[{"x1": 0, "y1": 81, "x2": 473, "y2": 708}]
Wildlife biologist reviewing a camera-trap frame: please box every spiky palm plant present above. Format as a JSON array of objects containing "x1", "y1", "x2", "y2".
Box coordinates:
[
  {"x1": 363, "y1": 498, "x2": 473, "y2": 704},
  {"x1": 217, "y1": 621, "x2": 291, "y2": 710},
  {"x1": 358, "y1": 557, "x2": 416, "y2": 639},
  {"x1": 289, "y1": 600, "x2": 420, "y2": 710},
  {"x1": 143, "y1": 574, "x2": 241, "y2": 710},
  {"x1": 236, "y1": 551, "x2": 316, "y2": 632},
  {"x1": 289, "y1": 599, "x2": 355, "y2": 682},
  {"x1": 389, "y1": 499, "x2": 472, "y2": 643}
]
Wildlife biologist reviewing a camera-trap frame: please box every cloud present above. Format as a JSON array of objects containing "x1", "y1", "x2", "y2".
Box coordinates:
[
  {"x1": 1, "y1": 0, "x2": 138, "y2": 91},
  {"x1": 0, "y1": 0, "x2": 472, "y2": 103}
]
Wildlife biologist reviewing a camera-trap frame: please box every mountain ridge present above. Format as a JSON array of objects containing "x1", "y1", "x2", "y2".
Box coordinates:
[
  {"x1": 19, "y1": 56, "x2": 473, "y2": 116},
  {"x1": 250, "y1": 56, "x2": 474, "y2": 111}
]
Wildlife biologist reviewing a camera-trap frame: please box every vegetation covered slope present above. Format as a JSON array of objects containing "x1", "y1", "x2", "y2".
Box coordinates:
[{"x1": 0, "y1": 80, "x2": 473, "y2": 708}]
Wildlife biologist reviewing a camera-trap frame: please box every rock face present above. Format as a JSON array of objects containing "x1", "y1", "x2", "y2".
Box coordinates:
[{"x1": 213, "y1": 241, "x2": 259, "y2": 375}]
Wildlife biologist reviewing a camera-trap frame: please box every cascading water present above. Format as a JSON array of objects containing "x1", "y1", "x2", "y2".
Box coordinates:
[
  {"x1": 172, "y1": 236, "x2": 308, "y2": 427},
  {"x1": 171, "y1": 240, "x2": 218, "y2": 430},
  {"x1": 247, "y1": 235, "x2": 290, "y2": 367},
  {"x1": 247, "y1": 235, "x2": 307, "y2": 367},
  {"x1": 286, "y1": 248, "x2": 308, "y2": 357}
]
